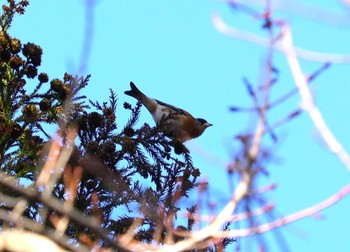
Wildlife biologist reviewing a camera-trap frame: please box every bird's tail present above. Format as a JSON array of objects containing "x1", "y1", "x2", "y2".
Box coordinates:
[{"x1": 124, "y1": 82, "x2": 144, "y2": 101}]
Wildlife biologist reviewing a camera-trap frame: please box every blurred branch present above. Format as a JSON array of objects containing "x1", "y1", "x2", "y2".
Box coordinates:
[
  {"x1": 230, "y1": 62, "x2": 331, "y2": 113},
  {"x1": 221, "y1": 0, "x2": 350, "y2": 27},
  {"x1": 215, "y1": 183, "x2": 350, "y2": 237},
  {"x1": 155, "y1": 172, "x2": 250, "y2": 252},
  {"x1": 212, "y1": 13, "x2": 350, "y2": 63},
  {"x1": 268, "y1": 62, "x2": 331, "y2": 109},
  {"x1": 0, "y1": 230, "x2": 67, "y2": 252},
  {"x1": 185, "y1": 203, "x2": 274, "y2": 223},
  {"x1": 53, "y1": 165, "x2": 83, "y2": 235},
  {"x1": 0, "y1": 172, "x2": 123, "y2": 251},
  {"x1": 0, "y1": 209, "x2": 89, "y2": 252},
  {"x1": 115, "y1": 171, "x2": 250, "y2": 251},
  {"x1": 36, "y1": 128, "x2": 77, "y2": 196},
  {"x1": 282, "y1": 24, "x2": 350, "y2": 171},
  {"x1": 78, "y1": 0, "x2": 96, "y2": 74}
]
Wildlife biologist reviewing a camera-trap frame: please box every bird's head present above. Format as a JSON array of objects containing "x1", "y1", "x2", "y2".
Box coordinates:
[
  {"x1": 195, "y1": 118, "x2": 213, "y2": 129},
  {"x1": 174, "y1": 118, "x2": 213, "y2": 142}
]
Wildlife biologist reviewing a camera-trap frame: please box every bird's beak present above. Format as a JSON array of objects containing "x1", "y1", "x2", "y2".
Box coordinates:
[{"x1": 205, "y1": 123, "x2": 213, "y2": 127}]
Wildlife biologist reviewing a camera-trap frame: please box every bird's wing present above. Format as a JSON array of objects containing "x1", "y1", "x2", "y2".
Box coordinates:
[{"x1": 155, "y1": 99, "x2": 187, "y2": 116}]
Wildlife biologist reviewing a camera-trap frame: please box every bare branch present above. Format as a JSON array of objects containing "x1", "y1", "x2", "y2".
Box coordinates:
[
  {"x1": 214, "y1": 183, "x2": 350, "y2": 237},
  {"x1": 185, "y1": 204, "x2": 274, "y2": 223},
  {"x1": 0, "y1": 173, "x2": 124, "y2": 251},
  {"x1": 154, "y1": 172, "x2": 250, "y2": 252},
  {"x1": 212, "y1": 13, "x2": 350, "y2": 63},
  {"x1": 282, "y1": 24, "x2": 350, "y2": 171},
  {"x1": 0, "y1": 230, "x2": 67, "y2": 252}
]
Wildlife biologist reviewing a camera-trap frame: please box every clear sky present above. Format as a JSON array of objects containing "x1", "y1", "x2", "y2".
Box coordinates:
[{"x1": 10, "y1": 0, "x2": 350, "y2": 251}]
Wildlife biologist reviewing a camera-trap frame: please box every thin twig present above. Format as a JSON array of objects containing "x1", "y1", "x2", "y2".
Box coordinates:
[
  {"x1": 185, "y1": 203, "x2": 274, "y2": 223},
  {"x1": 268, "y1": 62, "x2": 331, "y2": 109}
]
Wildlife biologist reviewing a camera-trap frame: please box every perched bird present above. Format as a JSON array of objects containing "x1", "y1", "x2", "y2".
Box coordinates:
[{"x1": 124, "y1": 82, "x2": 212, "y2": 142}]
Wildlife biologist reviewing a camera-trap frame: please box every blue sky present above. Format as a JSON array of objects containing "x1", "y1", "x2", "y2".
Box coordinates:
[{"x1": 10, "y1": 1, "x2": 350, "y2": 251}]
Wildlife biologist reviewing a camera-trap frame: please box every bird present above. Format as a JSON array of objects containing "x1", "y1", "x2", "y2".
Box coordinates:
[{"x1": 124, "y1": 82, "x2": 212, "y2": 142}]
